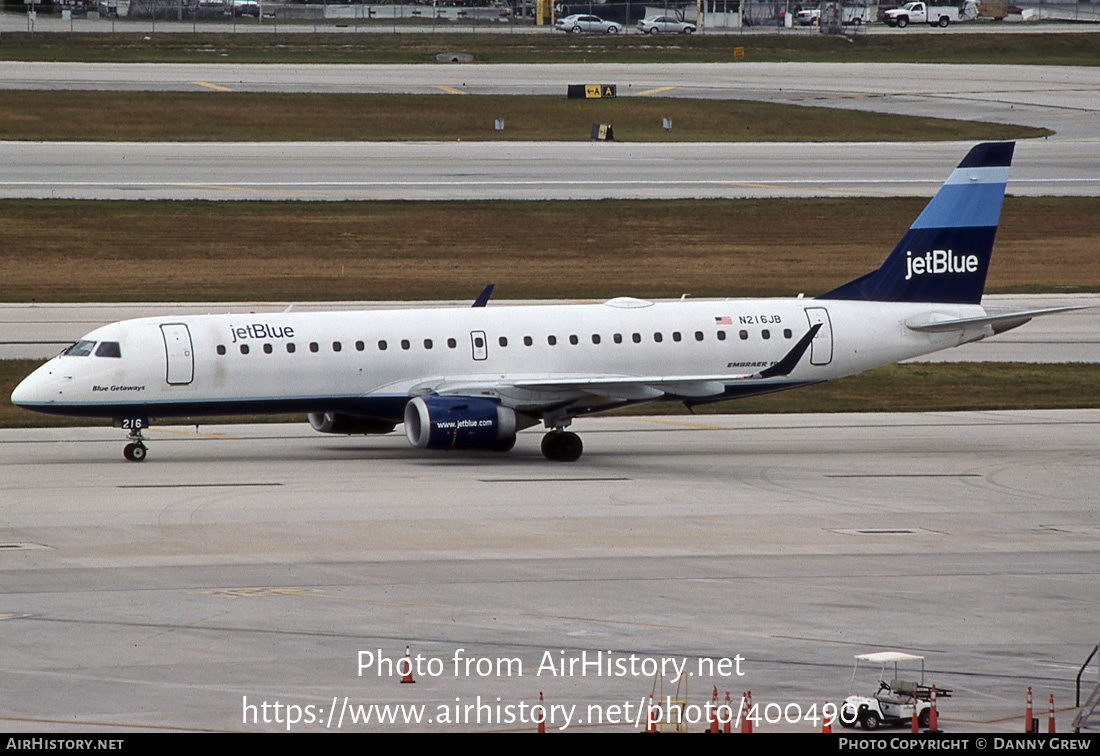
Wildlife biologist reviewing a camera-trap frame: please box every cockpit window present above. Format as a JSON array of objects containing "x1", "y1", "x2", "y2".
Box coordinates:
[
  {"x1": 62, "y1": 340, "x2": 96, "y2": 357},
  {"x1": 95, "y1": 341, "x2": 122, "y2": 358}
]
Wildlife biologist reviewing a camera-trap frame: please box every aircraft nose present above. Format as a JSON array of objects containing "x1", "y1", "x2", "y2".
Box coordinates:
[{"x1": 10, "y1": 373, "x2": 38, "y2": 406}]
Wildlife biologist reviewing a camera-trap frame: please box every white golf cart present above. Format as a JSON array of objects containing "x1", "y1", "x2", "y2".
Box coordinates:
[{"x1": 839, "y1": 652, "x2": 951, "y2": 730}]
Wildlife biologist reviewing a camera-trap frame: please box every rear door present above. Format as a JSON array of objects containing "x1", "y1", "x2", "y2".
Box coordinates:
[{"x1": 803, "y1": 307, "x2": 834, "y2": 366}]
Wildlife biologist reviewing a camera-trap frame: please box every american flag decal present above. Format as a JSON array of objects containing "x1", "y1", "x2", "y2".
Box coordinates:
[{"x1": 714, "y1": 316, "x2": 732, "y2": 325}]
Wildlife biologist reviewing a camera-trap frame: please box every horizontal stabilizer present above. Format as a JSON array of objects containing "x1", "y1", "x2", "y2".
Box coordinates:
[{"x1": 906, "y1": 306, "x2": 1088, "y2": 335}]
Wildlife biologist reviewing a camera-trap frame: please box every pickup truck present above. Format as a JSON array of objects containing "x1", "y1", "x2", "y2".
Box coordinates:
[{"x1": 883, "y1": 1, "x2": 974, "y2": 26}]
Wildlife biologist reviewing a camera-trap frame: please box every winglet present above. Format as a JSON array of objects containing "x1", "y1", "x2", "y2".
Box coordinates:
[
  {"x1": 472, "y1": 284, "x2": 495, "y2": 308},
  {"x1": 759, "y1": 323, "x2": 822, "y2": 379}
]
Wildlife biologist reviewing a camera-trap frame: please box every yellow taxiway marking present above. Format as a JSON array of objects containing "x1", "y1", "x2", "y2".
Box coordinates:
[
  {"x1": 637, "y1": 86, "x2": 679, "y2": 96},
  {"x1": 145, "y1": 427, "x2": 238, "y2": 440},
  {"x1": 432, "y1": 84, "x2": 468, "y2": 95},
  {"x1": 629, "y1": 418, "x2": 730, "y2": 431},
  {"x1": 193, "y1": 81, "x2": 233, "y2": 92},
  {"x1": 522, "y1": 612, "x2": 687, "y2": 630},
  {"x1": 200, "y1": 586, "x2": 445, "y2": 609},
  {"x1": 177, "y1": 183, "x2": 369, "y2": 199}
]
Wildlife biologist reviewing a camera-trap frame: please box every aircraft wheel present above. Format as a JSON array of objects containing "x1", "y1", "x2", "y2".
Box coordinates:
[
  {"x1": 542, "y1": 431, "x2": 583, "y2": 462},
  {"x1": 124, "y1": 442, "x2": 148, "y2": 462}
]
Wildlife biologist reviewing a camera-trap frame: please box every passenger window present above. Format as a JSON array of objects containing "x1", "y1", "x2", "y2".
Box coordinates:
[
  {"x1": 379, "y1": 340, "x2": 388, "y2": 351},
  {"x1": 524, "y1": 336, "x2": 533, "y2": 346},
  {"x1": 784, "y1": 329, "x2": 793, "y2": 339},
  {"x1": 240, "y1": 344, "x2": 250, "y2": 355},
  {"x1": 217, "y1": 345, "x2": 226, "y2": 355},
  {"x1": 310, "y1": 342, "x2": 319, "y2": 353},
  {"x1": 332, "y1": 341, "x2": 342, "y2": 352},
  {"x1": 402, "y1": 339, "x2": 411, "y2": 350},
  {"x1": 287, "y1": 343, "x2": 296, "y2": 353},
  {"x1": 356, "y1": 341, "x2": 365, "y2": 351},
  {"x1": 695, "y1": 331, "x2": 704, "y2": 341},
  {"x1": 673, "y1": 332, "x2": 682, "y2": 342},
  {"x1": 740, "y1": 330, "x2": 749, "y2": 340},
  {"x1": 762, "y1": 330, "x2": 771, "y2": 340},
  {"x1": 425, "y1": 339, "x2": 433, "y2": 349},
  {"x1": 263, "y1": 343, "x2": 272, "y2": 354},
  {"x1": 473, "y1": 336, "x2": 484, "y2": 348},
  {"x1": 569, "y1": 335, "x2": 578, "y2": 345},
  {"x1": 653, "y1": 333, "x2": 663, "y2": 343},
  {"x1": 499, "y1": 336, "x2": 507, "y2": 347},
  {"x1": 447, "y1": 338, "x2": 457, "y2": 349},
  {"x1": 592, "y1": 334, "x2": 601, "y2": 345},
  {"x1": 717, "y1": 331, "x2": 726, "y2": 341},
  {"x1": 548, "y1": 335, "x2": 557, "y2": 346},
  {"x1": 632, "y1": 333, "x2": 641, "y2": 344},
  {"x1": 614, "y1": 333, "x2": 623, "y2": 344},
  {"x1": 95, "y1": 341, "x2": 121, "y2": 358}
]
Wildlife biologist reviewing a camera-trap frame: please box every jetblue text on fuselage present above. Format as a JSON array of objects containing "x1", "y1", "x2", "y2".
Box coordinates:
[
  {"x1": 229, "y1": 323, "x2": 295, "y2": 343},
  {"x1": 904, "y1": 250, "x2": 979, "y2": 281}
]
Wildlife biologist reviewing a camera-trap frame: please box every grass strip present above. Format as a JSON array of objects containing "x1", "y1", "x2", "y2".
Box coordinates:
[
  {"x1": 0, "y1": 91, "x2": 1050, "y2": 142},
  {"x1": 1, "y1": 197, "x2": 1097, "y2": 303},
  {"x1": 1, "y1": 29, "x2": 1099, "y2": 65}
]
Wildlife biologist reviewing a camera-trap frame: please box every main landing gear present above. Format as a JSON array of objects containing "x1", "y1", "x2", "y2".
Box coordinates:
[
  {"x1": 122, "y1": 423, "x2": 149, "y2": 462},
  {"x1": 541, "y1": 430, "x2": 583, "y2": 462}
]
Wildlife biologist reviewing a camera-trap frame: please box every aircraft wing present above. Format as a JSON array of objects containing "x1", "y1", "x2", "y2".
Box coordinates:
[
  {"x1": 411, "y1": 324, "x2": 821, "y2": 402},
  {"x1": 906, "y1": 306, "x2": 1089, "y2": 335}
]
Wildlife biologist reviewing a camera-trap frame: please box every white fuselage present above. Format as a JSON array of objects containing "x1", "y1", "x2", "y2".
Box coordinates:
[{"x1": 12, "y1": 297, "x2": 987, "y2": 421}]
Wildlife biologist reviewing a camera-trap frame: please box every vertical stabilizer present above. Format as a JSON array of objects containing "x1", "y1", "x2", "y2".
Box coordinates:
[{"x1": 819, "y1": 142, "x2": 1013, "y2": 304}]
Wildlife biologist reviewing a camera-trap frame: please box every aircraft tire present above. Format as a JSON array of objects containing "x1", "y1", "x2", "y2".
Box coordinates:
[
  {"x1": 542, "y1": 431, "x2": 583, "y2": 462},
  {"x1": 124, "y1": 442, "x2": 147, "y2": 462}
]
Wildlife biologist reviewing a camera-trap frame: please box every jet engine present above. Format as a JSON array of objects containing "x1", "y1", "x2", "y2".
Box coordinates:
[
  {"x1": 404, "y1": 395, "x2": 519, "y2": 452},
  {"x1": 308, "y1": 412, "x2": 396, "y2": 435}
]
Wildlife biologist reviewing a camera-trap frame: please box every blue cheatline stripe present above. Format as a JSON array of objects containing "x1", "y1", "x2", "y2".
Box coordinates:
[{"x1": 910, "y1": 182, "x2": 1006, "y2": 230}]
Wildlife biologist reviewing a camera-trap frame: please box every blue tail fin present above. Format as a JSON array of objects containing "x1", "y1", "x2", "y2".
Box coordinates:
[{"x1": 819, "y1": 142, "x2": 1014, "y2": 304}]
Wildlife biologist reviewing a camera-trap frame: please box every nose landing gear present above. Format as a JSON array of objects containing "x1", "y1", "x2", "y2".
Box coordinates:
[{"x1": 119, "y1": 419, "x2": 149, "y2": 462}]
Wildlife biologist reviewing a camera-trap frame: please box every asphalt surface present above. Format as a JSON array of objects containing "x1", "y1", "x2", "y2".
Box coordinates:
[
  {"x1": 2, "y1": 411, "x2": 1098, "y2": 732},
  {"x1": 0, "y1": 62, "x2": 1097, "y2": 200}
]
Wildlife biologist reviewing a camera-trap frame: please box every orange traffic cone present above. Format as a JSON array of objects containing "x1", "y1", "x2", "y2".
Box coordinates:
[
  {"x1": 724, "y1": 691, "x2": 732, "y2": 734},
  {"x1": 930, "y1": 686, "x2": 939, "y2": 733},
  {"x1": 710, "y1": 686, "x2": 719, "y2": 733},
  {"x1": 400, "y1": 645, "x2": 415, "y2": 684},
  {"x1": 1025, "y1": 686, "x2": 1033, "y2": 732},
  {"x1": 645, "y1": 694, "x2": 656, "y2": 733},
  {"x1": 537, "y1": 692, "x2": 546, "y2": 734},
  {"x1": 1048, "y1": 693, "x2": 1056, "y2": 734},
  {"x1": 822, "y1": 702, "x2": 832, "y2": 733},
  {"x1": 741, "y1": 691, "x2": 753, "y2": 733}
]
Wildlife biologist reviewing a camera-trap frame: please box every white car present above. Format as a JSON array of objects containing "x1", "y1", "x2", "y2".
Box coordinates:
[
  {"x1": 794, "y1": 8, "x2": 821, "y2": 24},
  {"x1": 555, "y1": 14, "x2": 623, "y2": 33},
  {"x1": 636, "y1": 15, "x2": 696, "y2": 34}
]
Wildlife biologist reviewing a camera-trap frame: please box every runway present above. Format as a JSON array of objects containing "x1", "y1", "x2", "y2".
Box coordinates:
[
  {"x1": 2, "y1": 411, "x2": 1098, "y2": 731},
  {"x1": 2, "y1": 294, "x2": 1097, "y2": 362},
  {"x1": 1, "y1": 61, "x2": 1098, "y2": 200}
]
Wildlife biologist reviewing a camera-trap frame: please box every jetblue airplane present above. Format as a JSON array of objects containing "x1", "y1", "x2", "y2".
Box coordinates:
[{"x1": 10, "y1": 142, "x2": 1081, "y2": 462}]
